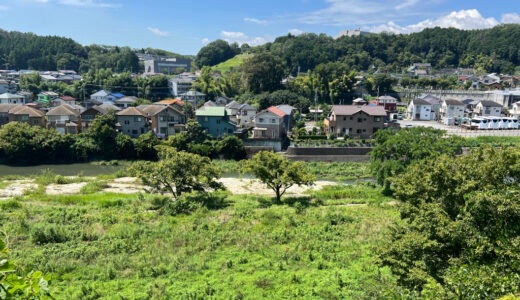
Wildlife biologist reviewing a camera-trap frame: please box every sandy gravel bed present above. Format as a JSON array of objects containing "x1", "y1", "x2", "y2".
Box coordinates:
[
  {"x1": 0, "y1": 180, "x2": 38, "y2": 199},
  {"x1": 46, "y1": 182, "x2": 89, "y2": 195},
  {"x1": 218, "y1": 177, "x2": 336, "y2": 196}
]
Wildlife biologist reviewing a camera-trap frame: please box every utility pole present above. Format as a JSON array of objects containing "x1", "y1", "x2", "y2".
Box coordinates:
[{"x1": 314, "y1": 89, "x2": 318, "y2": 123}]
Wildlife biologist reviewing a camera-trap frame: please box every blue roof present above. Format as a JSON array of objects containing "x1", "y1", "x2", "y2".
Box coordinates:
[{"x1": 111, "y1": 93, "x2": 125, "y2": 99}]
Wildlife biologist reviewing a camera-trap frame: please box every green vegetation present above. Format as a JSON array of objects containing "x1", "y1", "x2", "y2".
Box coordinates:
[
  {"x1": 465, "y1": 135, "x2": 520, "y2": 147},
  {"x1": 80, "y1": 181, "x2": 108, "y2": 194},
  {"x1": 381, "y1": 145, "x2": 520, "y2": 298},
  {"x1": 0, "y1": 182, "x2": 397, "y2": 299},
  {"x1": 240, "y1": 152, "x2": 315, "y2": 203},
  {"x1": 212, "y1": 53, "x2": 252, "y2": 73}
]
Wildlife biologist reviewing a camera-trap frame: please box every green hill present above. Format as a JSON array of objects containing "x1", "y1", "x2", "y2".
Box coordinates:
[{"x1": 212, "y1": 53, "x2": 252, "y2": 73}]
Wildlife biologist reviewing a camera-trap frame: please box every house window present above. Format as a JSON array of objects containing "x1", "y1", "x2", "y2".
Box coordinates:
[
  {"x1": 356, "y1": 129, "x2": 362, "y2": 133},
  {"x1": 259, "y1": 118, "x2": 264, "y2": 123},
  {"x1": 350, "y1": 117, "x2": 353, "y2": 120},
  {"x1": 217, "y1": 120, "x2": 221, "y2": 124},
  {"x1": 343, "y1": 116, "x2": 346, "y2": 121},
  {"x1": 136, "y1": 117, "x2": 142, "y2": 122},
  {"x1": 357, "y1": 118, "x2": 363, "y2": 123},
  {"x1": 21, "y1": 115, "x2": 29, "y2": 121},
  {"x1": 374, "y1": 117, "x2": 381, "y2": 122},
  {"x1": 271, "y1": 119, "x2": 276, "y2": 123},
  {"x1": 124, "y1": 120, "x2": 130, "y2": 125},
  {"x1": 132, "y1": 130, "x2": 137, "y2": 135},
  {"x1": 204, "y1": 117, "x2": 208, "y2": 122},
  {"x1": 160, "y1": 116, "x2": 166, "y2": 122}
]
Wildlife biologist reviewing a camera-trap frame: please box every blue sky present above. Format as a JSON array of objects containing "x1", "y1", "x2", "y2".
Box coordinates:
[{"x1": 0, "y1": 0, "x2": 519, "y2": 55}]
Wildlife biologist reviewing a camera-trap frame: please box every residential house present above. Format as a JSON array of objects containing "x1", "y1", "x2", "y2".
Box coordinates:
[
  {"x1": 157, "y1": 99, "x2": 184, "y2": 110},
  {"x1": 143, "y1": 105, "x2": 185, "y2": 138},
  {"x1": 474, "y1": 101, "x2": 502, "y2": 117},
  {"x1": 41, "y1": 74, "x2": 58, "y2": 83},
  {"x1": 480, "y1": 73, "x2": 502, "y2": 89},
  {"x1": 37, "y1": 91, "x2": 59, "y2": 106},
  {"x1": 83, "y1": 98, "x2": 103, "y2": 109},
  {"x1": 91, "y1": 90, "x2": 118, "y2": 104},
  {"x1": 195, "y1": 106, "x2": 236, "y2": 137},
  {"x1": 0, "y1": 80, "x2": 16, "y2": 94},
  {"x1": 115, "y1": 96, "x2": 137, "y2": 109},
  {"x1": 376, "y1": 96, "x2": 397, "y2": 112},
  {"x1": 324, "y1": 105, "x2": 387, "y2": 138},
  {"x1": 421, "y1": 95, "x2": 442, "y2": 120},
  {"x1": 440, "y1": 99, "x2": 465, "y2": 124},
  {"x1": 237, "y1": 103, "x2": 257, "y2": 127},
  {"x1": 117, "y1": 107, "x2": 149, "y2": 138},
  {"x1": 276, "y1": 105, "x2": 297, "y2": 131},
  {"x1": 97, "y1": 103, "x2": 122, "y2": 112},
  {"x1": 253, "y1": 108, "x2": 285, "y2": 140},
  {"x1": 51, "y1": 96, "x2": 76, "y2": 107},
  {"x1": 215, "y1": 96, "x2": 229, "y2": 106},
  {"x1": 511, "y1": 101, "x2": 520, "y2": 117},
  {"x1": 407, "y1": 98, "x2": 432, "y2": 120},
  {"x1": 46, "y1": 104, "x2": 82, "y2": 134},
  {"x1": 8, "y1": 106, "x2": 46, "y2": 127},
  {"x1": 0, "y1": 93, "x2": 25, "y2": 104},
  {"x1": 353, "y1": 98, "x2": 368, "y2": 105},
  {"x1": 180, "y1": 91, "x2": 206, "y2": 106},
  {"x1": 0, "y1": 104, "x2": 20, "y2": 126},
  {"x1": 16, "y1": 92, "x2": 33, "y2": 103},
  {"x1": 169, "y1": 77, "x2": 193, "y2": 97},
  {"x1": 81, "y1": 106, "x2": 108, "y2": 132},
  {"x1": 407, "y1": 63, "x2": 432, "y2": 76}
]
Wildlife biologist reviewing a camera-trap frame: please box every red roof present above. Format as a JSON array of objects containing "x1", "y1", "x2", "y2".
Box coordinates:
[
  {"x1": 59, "y1": 96, "x2": 76, "y2": 101},
  {"x1": 159, "y1": 99, "x2": 184, "y2": 106},
  {"x1": 267, "y1": 106, "x2": 286, "y2": 117}
]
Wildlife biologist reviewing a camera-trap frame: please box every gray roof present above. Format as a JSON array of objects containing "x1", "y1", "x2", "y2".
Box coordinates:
[
  {"x1": 420, "y1": 95, "x2": 441, "y2": 105},
  {"x1": 479, "y1": 100, "x2": 502, "y2": 107},
  {"x1": 115, "y1": 96, "x2": 137, "y2": 104},
  {"x1": 412, "y1": 98, "x2": 432, "y2": 105},
  {"x1": 116, "y1": 107, "x2": 147, "y2": 117},
  {"x1": 331, "y1": 105, "x2": 387, "y2": 116},
  {"x1": 239, "y1": 103, "x2": 256, "y2": 111},
  {"x1": 226, "y1": 101, "x2": 241, "y2": 110},
  {"x1": 444, "y1": 99, "x2": 465, "y2": 106},
  {"x1": 91, "y1": 90, "x2": 112, "y2": 97},
  {"x1": 97, "y1": 103, "x2": 122, "y2": 111},
  {"x1": 276, "y1": 104, "x2": 296, "y2": 115},
  {"x1": 46, "y1": 104, "x2": 80, "y2": 116}
]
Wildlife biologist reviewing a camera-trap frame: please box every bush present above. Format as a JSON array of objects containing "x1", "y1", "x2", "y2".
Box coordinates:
[
  {"x1": 0, "y1": 199, "x2": 22, "y2": 210},
  {"x1": 31, "y1": 224, "x2": 72, "y2": 245},
  {"x1": 80, "y1": 181, "x2": 108, "y2": 194}
]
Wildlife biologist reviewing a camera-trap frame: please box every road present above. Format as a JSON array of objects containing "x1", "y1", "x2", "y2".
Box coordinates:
[{"x1": 397, "y1": 120, "x2": 520, "y2": 138}]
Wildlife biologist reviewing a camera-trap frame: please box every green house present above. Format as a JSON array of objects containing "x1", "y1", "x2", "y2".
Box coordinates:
[
  {"x1": 37, "y1": 91, "x2": 59, "y2": 106},
  {"x1": 195, "y1": 107, "x2": 236, "y2": 137}
]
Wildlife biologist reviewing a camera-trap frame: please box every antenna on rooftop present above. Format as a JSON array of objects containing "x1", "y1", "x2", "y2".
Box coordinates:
[{"x1": 314, "y1": 89, "x2": 318, "y2": 123}]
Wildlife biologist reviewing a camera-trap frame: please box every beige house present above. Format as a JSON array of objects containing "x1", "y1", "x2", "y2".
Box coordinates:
[
  {"x1": 46, "y1": 104, "x2": 82, "y2": 134},
  {"x1": 252, "y1": 107, "x2": 285, "y2": 140},
  {"x1": 8, "y1": 106, "x2": 46, "y2": 127},
  {"x1": 142, "y1": 105, "x2": 185, "y2": 138}
]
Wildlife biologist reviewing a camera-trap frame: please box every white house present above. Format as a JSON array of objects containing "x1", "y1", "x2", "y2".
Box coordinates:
[
  {"x1": 407, "y1": 98, "x2": 432, "y2": 120},
  {"x1": 237, "y1": 103, "x2": 257, "y2": 127},
  {"x1": 511, "y1": 101, "x2": 520, "y2": 117},
  {"x1": 253, "y1": 108, "x2": 285, "y2": 140},
  {"x1": 0, "y1": 93, "x2": 25, "y2": 105},
  {"x1": 441, "y1": 99, "x2": 465, "y2": 121},
  {"x1": 180, "y1": 91, "x2": 206, "y2": 106},
  {"x1": 91, "y1": 90, "x2": 117, "y2": 104},
  {"x1": 474, "y1": 101, "x2": 502, "y2": 117}
]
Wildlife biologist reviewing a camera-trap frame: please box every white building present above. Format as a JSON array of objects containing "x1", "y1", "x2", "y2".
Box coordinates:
[
  {"x1": 474, "y1": 101, "x2": 502, "y2": 117},
  {"x1": 0, "y1": 93, "x2": 25, "y2": 105},
  {"x1": 90, "y1": 90, "x2": 117, "y2": 104},
  {"x1": 441, "y1": 99, "x2": 465, "y2": 122},
  {"x1": 407, "y1": 98, "x2": 432, "y2": 120}
]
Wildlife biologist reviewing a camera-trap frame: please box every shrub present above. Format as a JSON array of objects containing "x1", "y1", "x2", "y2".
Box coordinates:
[
  {"x1": 31, "y1": 224, "x2": 72, "y2": 245},
  {"x1": 0, "y1": 199, "x2": 22, "y2": 210},
  {"x1": 80, "y1": 181, "x2": 108, "y2": 194}
]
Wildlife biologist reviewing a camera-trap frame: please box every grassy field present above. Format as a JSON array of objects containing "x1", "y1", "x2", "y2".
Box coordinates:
[
  {"x1": 214, "y1": 160, "x2": 373, "y2": 181},
  {"x1": 0, "y1": 180, "x2": 398, "y2": 299},
  {"x1": 212, "y1": 53, "x2": 251, "y2": 73},
  {"x1": 465, "y1": 135, "x2": 520, "y2": 146}
]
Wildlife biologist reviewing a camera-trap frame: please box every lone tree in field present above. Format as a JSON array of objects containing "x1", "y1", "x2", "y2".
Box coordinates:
[
  {"x1": 240, "y1": 151, "x2": 315, "y2": 204},
  {"x1": 129, "y1": 147, "x2": 224, "y2": 197}
]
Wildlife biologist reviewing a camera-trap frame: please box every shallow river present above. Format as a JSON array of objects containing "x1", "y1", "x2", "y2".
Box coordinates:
[{"x1": 0, "y1": 163, "x2": 124, "y2": 177}]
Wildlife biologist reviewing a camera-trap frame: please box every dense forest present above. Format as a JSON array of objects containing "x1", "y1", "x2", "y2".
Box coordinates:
[{"x1": 196, "y1": 24, "x2": 520, "y2": 75}]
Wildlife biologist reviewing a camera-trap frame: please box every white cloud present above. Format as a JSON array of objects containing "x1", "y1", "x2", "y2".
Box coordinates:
[
  {"x1": 244, "y1": 17, "x2": 268, "y2": 25},
  {"x1": 502, "y1": 13, "x2": 520, "y2": 24},
  {"x1": 202, "y1": 38, "x2": 210, "y2": 44},
  {"x1": 370, "y1": 9, "x2": 500, "y2": 34},
  {"x1": 147, "y1": 27, "x2": 170, "y2": 37},
  {"x1": 220, "y1": 31, "x2": 270, "y2": 46},
  {"x1": 299, "y1": 0, "x2": 418, "y2": 26},
  {"x1": 395, "y1": 0, "x2": 418, "y2": 10},
  {"x1": 288, "y1": 28, "x2": 304, "y2": 36},
  {"x1": 58, "y1": 0, "x2": 120, "y2": 8}
]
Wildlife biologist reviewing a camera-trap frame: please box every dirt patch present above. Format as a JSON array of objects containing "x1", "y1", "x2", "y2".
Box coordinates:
[
  {"x1": 218, "y1": 178, "x2": 336, "y2": 196},
  {"x1": 0, "y1": 180, "x2": 38, "y2": 199},
  {"x1": 46, "y1": 182, "x2": 89, "y2": 195}
]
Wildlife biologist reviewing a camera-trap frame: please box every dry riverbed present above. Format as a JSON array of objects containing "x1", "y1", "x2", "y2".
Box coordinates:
[{"x1": 0, "y1": 177, "x2": 337, "y2": 198}]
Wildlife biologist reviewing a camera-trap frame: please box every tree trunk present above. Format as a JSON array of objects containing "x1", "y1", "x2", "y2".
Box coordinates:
[{"x1": 275, "y1": 187, "x2": 281, "y2": 204}]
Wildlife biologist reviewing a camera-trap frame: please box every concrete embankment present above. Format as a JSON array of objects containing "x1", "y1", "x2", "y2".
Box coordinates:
[{"x1": 285, "y1": 147, "x2": 373, "y2": 162}]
